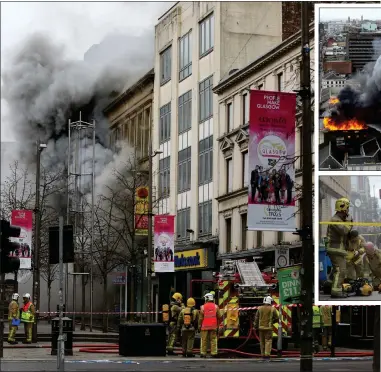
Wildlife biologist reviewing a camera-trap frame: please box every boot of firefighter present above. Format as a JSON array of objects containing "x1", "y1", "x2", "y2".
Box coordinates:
[{"x1": 322, "y1": 335, "x2": 328, "y2": 351}]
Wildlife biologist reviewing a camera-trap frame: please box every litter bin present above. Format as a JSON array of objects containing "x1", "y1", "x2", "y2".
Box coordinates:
[
  {"x1": 119, "y1": 323, "x2": 166, "y2": 357},
  {"x1": 51, "y1": 317, "x2": 73, "y2": 356}
]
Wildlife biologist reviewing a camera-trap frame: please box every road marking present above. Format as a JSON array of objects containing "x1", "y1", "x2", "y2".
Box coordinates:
[{"x1": 329, "y1": 369, "x2": 350, "y2": 371}]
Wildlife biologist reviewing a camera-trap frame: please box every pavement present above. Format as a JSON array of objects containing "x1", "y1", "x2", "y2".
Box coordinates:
[
  {"x1": 319, "y1": 292, "x2": 381, "y2": 301},
  {"x1": 0, "y1": 359, "x2": 374, "y2": 371}
]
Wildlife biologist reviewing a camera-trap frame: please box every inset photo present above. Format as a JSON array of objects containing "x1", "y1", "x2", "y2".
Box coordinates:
[
  {"x1": 318, "y1": 175, "x2": 381, "y2": 303},
  {"x1": 317, "y1": 5, "x2": 381, "y2": 171}
]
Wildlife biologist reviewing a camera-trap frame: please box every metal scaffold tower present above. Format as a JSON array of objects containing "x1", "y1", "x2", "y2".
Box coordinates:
[{"x1": 67, "y1": 112, "x2": 95, "y2": 331}]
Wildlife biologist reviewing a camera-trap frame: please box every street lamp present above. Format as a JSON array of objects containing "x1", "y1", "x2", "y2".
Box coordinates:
[
  {"x1": 32, "y1": 141, "x2": 46, "y2": 343},
  {"x1": 147, "y1": 145, "x2": 162, "y2": 322}
]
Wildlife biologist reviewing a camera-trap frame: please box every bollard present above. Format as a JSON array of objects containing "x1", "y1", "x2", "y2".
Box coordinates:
[{"x1": 51, "y1": 316, "x2": 73, "y2": 356}]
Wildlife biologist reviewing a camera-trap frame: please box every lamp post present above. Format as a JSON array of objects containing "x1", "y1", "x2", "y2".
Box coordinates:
[
  {"x1": 32, "y1": 141, "x2": 47, "y2": 343},
  {"x1": 147, "y1": 144, "x2": 162, "y2": 322}
]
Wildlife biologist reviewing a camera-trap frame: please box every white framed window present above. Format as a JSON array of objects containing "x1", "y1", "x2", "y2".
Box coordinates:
[
  {"x1": 242, "y1": 93, "x2": 249, "y2": 125},
  {"x1": 160, "y1": 46, "x2": 172, "y2": 85},
  {"x1": 199, "y1": 13, "x2": 214, "y2": 57},
  {"x1": 227, "y1": 157, "x2": 233, "y2": 193},
  {"x1": 227, "y1": 102, "x2": 233, "y2": 132},
  {"x1": 179, "y1": 31, "x2": 192, "y2": 81}
]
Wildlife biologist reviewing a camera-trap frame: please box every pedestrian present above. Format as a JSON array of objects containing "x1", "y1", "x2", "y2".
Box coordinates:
[
  {"x1": 312, "y1": 305, "x2": 323, "y2": 353},
  {"x1": 166, "y1": 292, "x2": 184, "y2": 355},
  {"x1": 254, "y1": 296, "x2": 278, "y2": 361},
  {"x1": 326, "y1": 197, "x2": 352, "y2": 298},
  {"x1": 198, "y1": 293, "x2": 221, "y2": 358},
  {"x1": 20, "y1": 293, "x2": 35, "y2": 344},
  {"x1": 177, "y1": 297, "x2": 198, "y2": 357},
  {"x1": 320, "y1": 305, "x2": 332, "y2": 351},
  {"x1": 8, "y1": 293, "x2": 20, "y2": 345}
]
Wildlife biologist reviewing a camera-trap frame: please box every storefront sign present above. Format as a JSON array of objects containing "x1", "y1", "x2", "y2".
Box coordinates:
[
  {"x1": 277, "y1": 264, "x2": 301, "y2": 305},
  {"x1": 135, "y1": 186, "x2": 149, "y2": 236},
  {"x1": 174, "y1": 249, "x2": 208, "y2": 270}
]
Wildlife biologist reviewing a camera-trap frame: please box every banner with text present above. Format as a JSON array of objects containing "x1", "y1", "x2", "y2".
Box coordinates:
[
  {"x1": 248, "y1": 90, "x2": 297, "y2": 231},
  {"x1": 10, "y1": 210, "x2": 33, "y2": 270},
  {"x1": 135, "y1": 186, "x2": 149, "y2": 236},
  {"x1": 277, "y1": 264, "x2": 301, "y2": 305},
  {"x1": 154, "y1": 215, "x2": 175, "y2": 273}
]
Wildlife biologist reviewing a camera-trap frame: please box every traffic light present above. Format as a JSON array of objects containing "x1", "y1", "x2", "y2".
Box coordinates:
[{"x1": 0, "y1": 219, "x2": 21, "y2": 273}]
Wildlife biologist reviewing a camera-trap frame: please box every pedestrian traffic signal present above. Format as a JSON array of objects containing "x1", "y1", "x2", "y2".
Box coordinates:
[{"x1": 0, "y1": 219, "x2": 21, "y2": 273}]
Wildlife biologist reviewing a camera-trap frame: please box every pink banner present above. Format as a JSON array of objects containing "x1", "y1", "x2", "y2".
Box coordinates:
[
  {"x1": 10, "y1": 210, "x2": 33, "y2": 269},
  {"x1": 154, "y1": 215, "x2": 175, "y2": 273},
  {"x1": 248, "y1": 91, "x2": 296, "y2": 231}
]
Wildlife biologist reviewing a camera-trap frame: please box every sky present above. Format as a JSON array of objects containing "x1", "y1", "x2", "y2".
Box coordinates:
[
  {"x1": 320, "y1": 7, "x2": 381, "y2": 22},
  {"x1": 0, "y1": 1, "x2": 171, "y2": 142},
  {"x1": 368, "y1": 176, "x2": 381, "y2": 200}
]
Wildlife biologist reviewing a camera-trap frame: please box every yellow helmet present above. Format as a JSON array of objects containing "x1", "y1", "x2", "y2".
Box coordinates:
[
  {"x1": 172, "y1": 292, "x2": 183, "y2": 302},
  {"x1": 186, "y1": 297, "x2": 196, "y2": 307},
  {"x1": 335, "y1": 198, "x2": 350, "y2": 212},
  {"x1": 361, "y1": 283, "x2": 373, "y2": 296}
]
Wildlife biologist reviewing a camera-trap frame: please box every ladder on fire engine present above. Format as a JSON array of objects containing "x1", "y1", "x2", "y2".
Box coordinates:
[{"x1": 236, "y1": 261, "x2": 268, "y2": 287}]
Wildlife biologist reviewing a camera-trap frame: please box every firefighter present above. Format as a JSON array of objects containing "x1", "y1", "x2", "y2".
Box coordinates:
[
  {"x1": 364, "y1": 242, "x2": 381, "y2": 288},
  {"x1": 8, "y1": 293, "x2": 20, "y2": 345},
  {"x1": 312, "y1": 305, "x2": 323, "y2": 353},
  {"x1": 254, "y1": 296, "x2": 278, "y2": 361},
  {"x1": 20, "y1": 293, "x2": 35, "y2": 344},
  {"x1": 198, "y1": 293, "x2": 221, "y2": 358},
  {"x1": 320, "y1": 305, "x2": 332, "y2": 351},
  {"x1": 166, "y1": 292, "x2": 184, "y2": 355},
  {"x1": 346, "y1": 230, "x2": 365, "y2": 280},
  {"x1": 326, "y1": 197, "x2": 352, "y2": 298},
  {"x1": 177, "y1": 297, "x2": 199, "y2": 357}
]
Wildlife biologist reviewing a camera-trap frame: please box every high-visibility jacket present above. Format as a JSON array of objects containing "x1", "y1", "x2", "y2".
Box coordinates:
[
  {"x1": 8, "y1": 300, "x2": 19, "y2": 321},
  {"x1": 320, "y1": 305, "x2": 332, "y2": 327},
  {"x1": 312, "y1": 306, "x2": 322, "y2": 329},
  {"x1": 21, "y1": 301, "x2": 35, "y2": 323},
  {"x1": 200, "y1": 302, "x2": 219, "y2": 330}
]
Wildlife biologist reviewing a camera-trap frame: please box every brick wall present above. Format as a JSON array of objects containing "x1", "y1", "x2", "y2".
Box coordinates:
[
  {"x1": 282, "y1": 2, "x2": 314, "y2": 41},
  {"x1": 323, "y1": 61, "x2": 352, "y2": 74}
]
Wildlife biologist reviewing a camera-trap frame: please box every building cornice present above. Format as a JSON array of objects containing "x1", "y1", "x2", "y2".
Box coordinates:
[
  {"x1": 103, "y1": 68, "x2": 154, "y2": 114},
  {"x1": 213, "y1": 23, "x2": 314, "y2": 95},
  {"x1": 216, "y1": 187, "x2": 248, "y2": 203}
]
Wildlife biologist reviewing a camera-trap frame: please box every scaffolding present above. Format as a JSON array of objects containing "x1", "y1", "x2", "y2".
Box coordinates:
[{"x1": 67, "y1": 112, "x2": 95, "y2": 331}]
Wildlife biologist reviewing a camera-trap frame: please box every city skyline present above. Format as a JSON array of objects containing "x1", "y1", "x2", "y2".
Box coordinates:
[{"x1": 320, "y1": 7, "x2": 381, "y2": 22}]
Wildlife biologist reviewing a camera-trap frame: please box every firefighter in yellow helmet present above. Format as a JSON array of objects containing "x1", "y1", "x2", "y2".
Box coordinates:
[
  {"x1": 198, "y1": 293, "x2": 222, "y2": 358},
  {"x1": 254, "y1": 296, "x2": 278, "y2": 361},
  {"x1": 364, "y1": 242, "x2": 381, "y2": 288},
  {"x1": 346, "y1": 230, "x2": 365, "y2": 280},
  {"x1": 326, "y1": 197, "x2": 352, "y2": 298},
  {"x1": 177, "y1": 297, "x2": 199, "y2": 357},
  {"x1": 166, "y1": 292, "x2": 184, "y2": 355},
  {"x1": 20, "y1": 293, "x2": 35, "y2": 344},
  {"x1": 320, "y1": 305, "x2": 332, "y2": 351},
  {"x1": 312, "y1": 305, "x2": 322, "y2": 353},
  {"x1": 8, "y1": 293, "x2": 20, "y2": 345}
]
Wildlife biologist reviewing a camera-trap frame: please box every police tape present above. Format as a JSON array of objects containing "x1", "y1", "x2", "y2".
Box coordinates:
[
  {"x1": 36, "y1": 304, "x2": 377, "y2": 315},
  {"x1": 320, "y1": 221, "x2": 381, "y2": 227}
]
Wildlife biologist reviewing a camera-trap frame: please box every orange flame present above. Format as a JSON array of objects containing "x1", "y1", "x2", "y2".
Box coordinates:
[
  {"x1": 323, "y1": 117, "x2": 368, "y2": 131},
  {"x1": 329, "y1": 97, "x2": 339, "y2": 105}
]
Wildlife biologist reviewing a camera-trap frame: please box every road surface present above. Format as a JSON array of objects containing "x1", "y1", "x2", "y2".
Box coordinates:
[{"x1": 0, "y1": 358, "x2": 373, "y2": 371}]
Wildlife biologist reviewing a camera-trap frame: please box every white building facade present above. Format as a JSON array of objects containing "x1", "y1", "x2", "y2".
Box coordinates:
[
  {"x1": 213, "y1": 27, "x2": 315, "y2": 261},
  {"x1": 152, "y1": 1, "x2": 286, "y2": 297}
]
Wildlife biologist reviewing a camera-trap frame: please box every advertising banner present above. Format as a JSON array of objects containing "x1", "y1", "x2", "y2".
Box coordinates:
[
  {"x1": 154, "y1": 215, "x2": 175, "y2": 273},
  {"x1": 110, "y1": 272, "x2": 126, "y2": 285},
  {"x1": 135, "y1": 186, "x2": 149, "y2": 236},
  {"x1": 248, "y1": 90, "x2": 297, "y2": 231},
  {"x1": 10, "y1": 210, "x2": 33, "y2": 270},
  {"x1": 277, "y1": 264, "x2": 301, "y2": 305}
]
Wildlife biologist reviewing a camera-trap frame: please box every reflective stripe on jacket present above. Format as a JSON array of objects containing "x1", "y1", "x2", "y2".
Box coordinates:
[
  {"x1": 21, "y1": 302, "x2": 34, "y2": 323},
  {"x1": 200, "y1": 302, "x2": 218, "y2": 330},
  {"x1": 312, "y1": 306, "x2": 322, "y2": 329}
]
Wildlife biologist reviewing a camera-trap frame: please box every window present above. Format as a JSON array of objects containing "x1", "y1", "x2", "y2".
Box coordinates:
[
  {"x1": 257, "y1": 84, "x2": 263, "y2": 90},
  {"x1": 160, "y1": 46, "x2": 172, "y2": 84},
  {"x1": 178, "y1": 147, "x2": 191, "y2": 193},
  {"x1": 199, "y1": 76, "x2": 213, "y2": 122},
  {"x1": 277, "y1": 72, "x2": 283, "y2": 91},
  {"x1": 241, "y1": 214, "x2": 247, "y2": 250},
  {"x1": 277, "y1": 231, "x2": 284, "y2": 243},
  {"x1": 242, "y1": 93, "x2": 249, "y2": 125},
  {"x1": 198, "y1": 135, "x2": 213, "y2": 185},
  {"x1": 227, "y1": 102, "x2": 233, "y2": 132},
  {"x1": 199, "y1": 13, "x2": 214, "y2": 57},
  {"x1": 226, "y1": 158, "x2": 233, "y2": 193},
  {"x1": 159, "y1": 156, "x2": 170, "y2": 198},
  {"x1": 178, "y1": 91, "x2": 192, "y2": 134},
  {"x1": 199, "y1": 200, "x2": 212, "y2": 235},
  {"x1": 242, "y1": 151, "x2": 249, "y2": 187},
  {"x1": 179, "y1": 31, "x2": 192, "y2": 81},
  {"x1": 177, "y1": 208, "x2": 191, "y2": 240},
  {"x1": 257, "y1": 231, "x2": 263, "y2": 247},
  {"x1": 226, "y1": 218, "x2": 232, "y2": 253},
  {"x1": 159, "y1": 103, "x2": 171, "y2": 144}
]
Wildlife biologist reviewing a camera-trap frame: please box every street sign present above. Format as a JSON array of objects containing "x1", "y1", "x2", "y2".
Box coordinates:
[
  {"x1": 275, "y1": 248, "x2": 289, "y2": 269},
  {"x1": 277, "y1": 264, "x2": 301, "y2": 305},
  {"x1": 110, "y1": 272, "x2": 126, "y2": 285}
]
